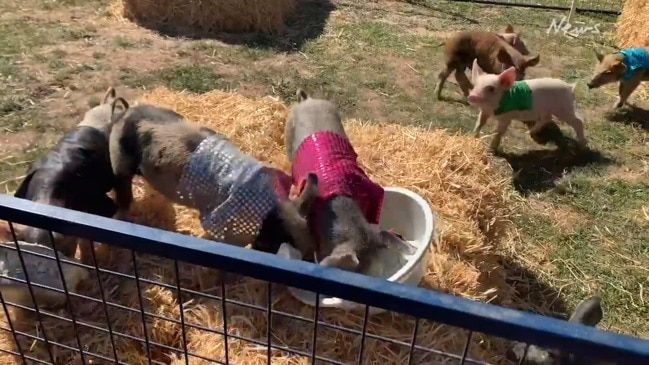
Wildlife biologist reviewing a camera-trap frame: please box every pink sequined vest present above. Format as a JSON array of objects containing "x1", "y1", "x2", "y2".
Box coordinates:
[{"x1": 291, "y1": 131, "x2": 384, "y2": 235}]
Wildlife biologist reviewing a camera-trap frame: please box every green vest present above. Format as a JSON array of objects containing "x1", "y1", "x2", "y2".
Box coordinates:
[{"x1": 494, "y1": 81, "x2": 533, "y2": 115}]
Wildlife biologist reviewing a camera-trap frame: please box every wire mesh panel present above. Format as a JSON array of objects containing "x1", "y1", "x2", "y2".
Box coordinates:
[
  {"x1": 0, "y1": 195, "x2": 647, "y2": 365},
  {"x1": 447, "y1": 0, "x2": 622, "y2": 13}
]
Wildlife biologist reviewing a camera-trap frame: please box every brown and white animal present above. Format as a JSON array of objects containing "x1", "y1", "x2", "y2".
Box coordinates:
[
  {"x1": 7, "y1": 88, "x2": 127, "y2": 264},
  {"x1": 435, "y1": 27, "x2": 540, "y2": 100},
  {"x1": 284, "y1": 89, "x2": 415, "y2": 273},
  {"x1": 108, "y1": 100, "x2": 318, "y2": 256},
  {"x1": 467, "y1": 59, "x2": 587, "y2": 152},
  {"x1": 587, "y1": 47, "x2": 649, "y2": 109},
  {"x1": 497, "y1": 24, "x2": 530, "y2": 56},
  {"x1": 508, "y1": 296, "x2": 611, "y2": 365}
]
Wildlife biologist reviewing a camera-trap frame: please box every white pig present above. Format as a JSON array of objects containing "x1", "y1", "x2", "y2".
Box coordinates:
[{"x1": 467, "y1": 59, "x2": 587, "y2": 152}]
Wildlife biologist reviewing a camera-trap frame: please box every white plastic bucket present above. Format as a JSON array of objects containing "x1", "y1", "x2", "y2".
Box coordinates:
[{"x1": 276, "y1": 187, "x2": 435, "y2": 314}]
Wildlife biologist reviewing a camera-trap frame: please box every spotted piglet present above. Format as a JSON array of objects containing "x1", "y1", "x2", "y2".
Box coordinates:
[{"x1": 467, "y1": 59, "x2": 587, "y2": 152}]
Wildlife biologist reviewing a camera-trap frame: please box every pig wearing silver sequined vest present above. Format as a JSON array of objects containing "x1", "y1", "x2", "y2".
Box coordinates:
[{"x1": 177, "y1": 134, "x2": 289, "y2": 247}]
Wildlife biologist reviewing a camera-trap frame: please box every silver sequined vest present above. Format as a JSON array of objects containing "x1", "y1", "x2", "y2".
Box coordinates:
[{"x1": 177, "y1": 134, "x2": 279, "y2": 246}]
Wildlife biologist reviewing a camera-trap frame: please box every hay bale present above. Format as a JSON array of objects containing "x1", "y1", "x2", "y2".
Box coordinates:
[
  {"x1": 0, "y1": 88, "x2": 519, "y2": 364},
  {"x1": 616, "y1": 0, "x2": 649, "y2": 48},
  {"x1": 120, "y1": 0, "x2": 297, "y2": 33},
  {"x1": 616, "y1": 0, "x2": 649, "y2": 100}
]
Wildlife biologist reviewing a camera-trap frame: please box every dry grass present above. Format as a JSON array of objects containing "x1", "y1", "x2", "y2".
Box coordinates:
[
  {"x1": 119, "y1": 0, "x2": 297, "y2": 33},
  {"x1": 616, "y1": 0, "x2": 649, "y2": 48},
  {"x1": 0, "y1": 87, "x2": 525, "y2": 364}
]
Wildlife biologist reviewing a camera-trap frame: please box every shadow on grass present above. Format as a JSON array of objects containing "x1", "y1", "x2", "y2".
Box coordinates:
[
  {"x1": 500, "y1": 257, "x2": 569, "y2": 318},
  {"x1": 605, "y1": 105, "x2": 649, "y2": 131},
  {"x1": 500, "y1": 256, "x2": 577, "y2": 365},
  {"x1": 418, "y1": 254, "x2": 570, "y2": 360},
  {"x1": 520, "y1": 120, "x2": 569, "y2": 149},
  {"x1": 128, "y1": 0, "x2": 335, "y2": 52},
  {"x1": 421, "y1": 256, "x2": 569, "y2": 316},
  {"x1": 497, "y1": 139, "x2": 614, "y2": 195}
]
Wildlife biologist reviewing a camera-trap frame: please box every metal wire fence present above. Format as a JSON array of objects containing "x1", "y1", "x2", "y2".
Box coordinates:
[
  {"x1": 448, "y1": 0, "x2": 621, "y2": 13},
  {"x1": 0, "y1": 195, "x2": 647, "y2": 364}
]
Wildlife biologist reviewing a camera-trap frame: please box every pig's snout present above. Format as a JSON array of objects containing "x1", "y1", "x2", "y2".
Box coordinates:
[
  {"x1": 467, "y1": 94, "x2": 480, "y2": 104},
  {"x1": 586, "y1": 78, "x2": 600, "y2": 89}
]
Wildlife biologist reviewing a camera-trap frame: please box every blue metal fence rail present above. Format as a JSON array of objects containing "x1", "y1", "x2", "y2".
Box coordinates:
[{"x1": 0, "y1": 194, "x2": 647, "y2": 364}]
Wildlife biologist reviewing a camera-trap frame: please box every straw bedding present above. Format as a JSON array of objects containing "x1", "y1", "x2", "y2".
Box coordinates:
[
  {"x1": 615, "y1": 0, "x2": 649, "y2": 48},
  {"x1": 120, "y1": 0, "x2": 297, "y2": 34},
  {"x1": 0, "y1": 87, "x2": 518, "y2": 364}
]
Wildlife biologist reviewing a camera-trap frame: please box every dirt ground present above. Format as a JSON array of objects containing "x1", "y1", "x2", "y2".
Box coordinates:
[{"x1": 0, "y1": 0, "x2": 647, "y2": 360}]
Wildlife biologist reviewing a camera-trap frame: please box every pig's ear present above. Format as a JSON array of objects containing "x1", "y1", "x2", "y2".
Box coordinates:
[
  {"x1": 504, "y1": 24, "x2": 514, "y2": 33},
  {"x1": 471, "y1": 59, "x2": 484, "y2": 82},
  {"x1": 296, "y1": 88, "x2": 309, "y2": 102},
  {"x1": 375, "y1": 229, "x2": 417, "y2": 255},
  {"x1": 499, "y1": 67, "x2": 517, "y2": 89},
  {"x1": 102, "y1": 87, "x2": 117, "y2": 104},
  {"x1": 510, "y1": 34, "x2": 518, "y2": 45},
  {"x1": 110, "y1": 97, "x2": 130, "y2": 125},
  {"x1": 290, "y1": 172, "x2": 318, "y2": 217},
  {"x1": 569, "y1": 296, "x2": 603, "y2": 327},
  {"x1": 595, "y1": 50, "x2": 604, "y2": 62}
]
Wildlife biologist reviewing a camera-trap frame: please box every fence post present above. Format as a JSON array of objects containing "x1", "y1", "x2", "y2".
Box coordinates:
[{"x1": 567, "y1": 0, "x2": 578, "y2": 23}]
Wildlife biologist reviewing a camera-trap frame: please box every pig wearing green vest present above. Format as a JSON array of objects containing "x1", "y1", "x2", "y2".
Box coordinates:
[{"x1": 467, "y1": 59, "x2": 587, "y2": 152}]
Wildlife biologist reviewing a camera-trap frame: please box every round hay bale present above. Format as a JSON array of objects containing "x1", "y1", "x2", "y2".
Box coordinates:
[
  {"x1": 616, "y1": 0, "x2": 649, "y2": 48},
  {"x1": 120, "y1": 0, "x2": 297, "y2": 33},
  {"x1": 615, "y1": 0, "x2": 649, "y2": 100},
  {"x1": 0, "y1": 88, "x2": 520, "y2": 364}
]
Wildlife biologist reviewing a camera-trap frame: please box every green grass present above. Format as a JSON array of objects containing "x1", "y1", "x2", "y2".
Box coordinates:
[
  {"x1": 4, "y1": 0, "x2": 112, "y2": 11},
  {"x1": 0, "y1": 13, "x2": 104, "y2": 132},
  {"x1": 0, "y1": 0, "x2": 645, "y2": 342},
  {"x1": 0, "y1": 145, "x2": 52, "y2": 194},
  {"x1": 0, "y1": 56, "x2": 41, "y2": 133},
  {"x1": 121, "y1": 65, "x2": 232, "y2": 94},
  {"x1": 517, "y1": 177, "x2": 649, "y2": 333},
  {"x1": 114, "y1": 35, "x2": 153, "y2": 49},
  {"x1": 0, "y1": 18, "x2": 97, "y2": 56}
]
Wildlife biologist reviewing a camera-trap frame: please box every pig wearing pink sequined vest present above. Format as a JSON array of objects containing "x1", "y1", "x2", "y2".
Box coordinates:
[{"x1": 291, "y1": 131, "x2": 384, "y2": 229}]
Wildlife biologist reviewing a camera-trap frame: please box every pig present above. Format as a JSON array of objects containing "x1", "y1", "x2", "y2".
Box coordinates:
[
  {"x1": 467, "y1": 59, "x2": 587, "y2": 152},
  {"x1": 108, "y1": 100, "x2": 319, "y2": 256},
  {"x1": 284, "y1": 89, "x2": 416, "y2": 273},
  {"x1": 587, "y1": 47, "x2": 649, "y2": 109},
  {"x1": 435, "y1": 28, "x2": 540, "y2": 100},
  {"x1": 9, "y1": 88, "x2": 127, "y2": 265}
]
